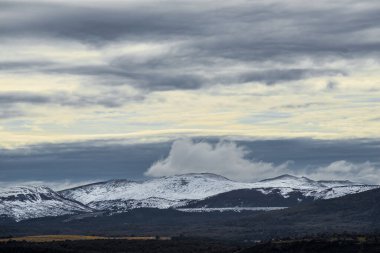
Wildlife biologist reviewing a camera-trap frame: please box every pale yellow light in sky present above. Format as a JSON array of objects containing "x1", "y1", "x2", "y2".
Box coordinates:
[{"x1": 1, "y1": 34, "x2": 380, "y2": 149}]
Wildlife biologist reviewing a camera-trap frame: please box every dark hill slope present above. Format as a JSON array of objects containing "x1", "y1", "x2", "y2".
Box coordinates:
[
  {"x1": 234, "y1": 188, "x2": 380, "y2": 238},
  {"x1": 183, "y1": 188, "x2": 315, "y2": 208}
]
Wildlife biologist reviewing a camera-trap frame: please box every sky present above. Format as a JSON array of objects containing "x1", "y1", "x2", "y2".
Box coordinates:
[{"x1": 0, "y1": 0, "x2": 380, "y2": 187}]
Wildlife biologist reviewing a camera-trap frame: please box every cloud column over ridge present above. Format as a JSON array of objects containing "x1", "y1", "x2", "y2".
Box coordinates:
[
  {"x1": 145, "y1": 139, "x2": 380, "y2": 183},
  {"x1": 145, "y1": 139, "x2": 290, "y2": 181}
]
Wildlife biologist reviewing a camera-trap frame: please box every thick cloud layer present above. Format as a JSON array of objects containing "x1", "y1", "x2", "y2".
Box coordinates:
[
  {"x1": 1, "y1": 0, "x2": 379, "y2": 92},
  {"x1": 0, "y1": 1, "x2": 379, "y2": 151},
  {"x1": 0, "y1": 91, "x2": 144, "y2": 108}
]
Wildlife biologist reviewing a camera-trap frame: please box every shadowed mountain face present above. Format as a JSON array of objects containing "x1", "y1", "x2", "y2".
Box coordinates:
[
  {"x1": 183, "y1": 188, "x2": 315, "y2": 208},
  {"x1": 234, "y1": 187, "x2": 380, "y2": 237}
]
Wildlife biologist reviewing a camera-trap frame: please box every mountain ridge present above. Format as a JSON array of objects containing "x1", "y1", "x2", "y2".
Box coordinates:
[
  {"x1": 1, "y1": 173, "x2": 379, "y2": 221},
  {"x1": 3, "y1": 188, "x2": 380, "y2": 240},
  {"x1": 57, "y1": 173, "x2": 380, "y2": 214}
]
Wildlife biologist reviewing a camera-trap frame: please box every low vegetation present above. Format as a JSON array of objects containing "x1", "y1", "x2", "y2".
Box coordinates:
[
  {"x1": 0, "y1": 235, "x2": 170, "y2": 243},
  {"x1": 241, "y1": 234, "x2": 380, "y2": 253},
  {"x1": 0, "y1": 234, "x2": 379, "y2": 253},
  {"x1": 0, "y1": 237, "x2": 239, "y2": 253}
]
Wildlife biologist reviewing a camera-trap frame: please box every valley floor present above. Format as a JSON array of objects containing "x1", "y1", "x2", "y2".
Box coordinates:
[
  {"x1": 0, "y1": 235, "x2": 380, "y2": 253},
  {"x1": 0, "y1": 235, "x2": 171, "y2": 243}
]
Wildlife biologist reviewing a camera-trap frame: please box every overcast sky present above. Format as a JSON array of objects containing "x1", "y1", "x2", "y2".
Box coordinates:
[{"x1": 1, "y1": 0, "x2": 380, "y2": 186}]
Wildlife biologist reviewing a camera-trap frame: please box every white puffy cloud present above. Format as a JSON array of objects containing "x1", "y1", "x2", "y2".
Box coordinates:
[
  {"x1": 145, "y1": 139, "x2": 380, "y2": 184},
  {"x1": 306, "y1": 160, "x2": 380, "y2": 184},
  {"x1": 145, "y1": 139, "x2": 290, "y2": 181}
]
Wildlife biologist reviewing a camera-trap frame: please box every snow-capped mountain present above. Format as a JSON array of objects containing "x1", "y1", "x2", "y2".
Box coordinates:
[
  {"x1": 252, "y1": 174, "x2": 374, "y2": 199},
  {"x1": 60, "y1": 173, "x2": 253, "y2": 204},
  {"x1": 60, "y1": 173, "x2": 379, "y2": 212},
  {"x1": 2, "y1": 173, "x2": 378, "y2": 221},
  {"x1": 0, "y1": 186, "x2": 93, "y2": 221},
  {"x1": 257, "y1": 174, "x2": 327, "y2": 189},
  {"x1": 59, "y1": 173, "x2": 255, "y2": 211},
  {"x1": 89, "y1": 198, "x2": 189, "y2": 212},
  {"x1": 316, "y1": 180, "x2": 356, "y2": 188}
]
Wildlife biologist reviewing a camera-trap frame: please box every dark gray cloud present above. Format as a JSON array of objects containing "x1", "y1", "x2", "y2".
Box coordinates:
[
  {"x1": 0, "y1": 92, "x2": 50, "y2": 104},
  {"x1": 325, "y1": 80, "x2": 339, "y2": 91},
  {"x1": 370, "y1": 117, "x2": 380, "y2": 122},
  {"x1": 1, "y1": 138, "x2": 380, "y2": 184},
  {"x1": 0, "y1": 60, "x2": 53, "y2": 71},
  {"x1": 0, "y1": 109, "x2": 25, "y2": 119},
  {"x1": 191, "y1": 5, "x2": 380, "y2": 62},
  {"x1": 0, "y1": 61, "x2": 343, "y2": 92},
  {"x1": 46, "y1": 64, "x2": 206, "y2": 91},
  {"x1": 237, "y1": 69, "x2": 345, "y2": 85},
  {"x1": 0, "y1": 1, "x2": 205, "y2": 44},
  {"x1": 0, "y1": 140, "x2": 172, "y2": 183},
  {"x1": 0, "y1": 59, "x2": 206, "y2": 91},
  {"x1": 2, "y1": 1, "x2": 379, "y2": 57},
  {"x1": 0, "y1": 0, "x2": 379, "y2": 91},
  {"x1": 270, "y1": 102, "x2": 327, "y2": 110},
  {"x1": 0, "y1": 92, "x2": 144, "y2": 108}
]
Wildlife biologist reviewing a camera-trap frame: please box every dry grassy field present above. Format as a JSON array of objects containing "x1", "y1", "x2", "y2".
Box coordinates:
[{"x1": 0, "y1": 235, "x2": 171, "y2": 243}]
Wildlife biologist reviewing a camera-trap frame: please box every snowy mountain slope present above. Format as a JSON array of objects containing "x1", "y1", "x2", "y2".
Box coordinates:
[
  {"x1": 88, "y1": 198, "x2": 189, "y2": 212},
  {"x1": 0, "y1": 186, "x2": 93, "y2": 221},
  {"x1": 60, "y1": 173, "x2": 379, "y2": 211},
  {"x1": 311, "y1": 185, "x2": 379, "y2": 199},
  {"x1": 256, "y1": 174, "x2": 326, "y2": 189},
  {"x1": 60, "y1": 173, "x2": 255, "y2": 204},
  {"x1": 316, "y1": 180, "x2": 356, "y2": 188}
]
